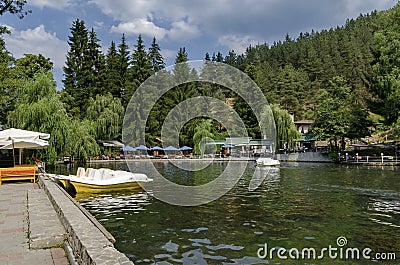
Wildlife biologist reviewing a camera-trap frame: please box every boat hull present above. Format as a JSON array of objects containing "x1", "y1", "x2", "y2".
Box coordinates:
[
  {"x1": 256, "y1": 163, "x2": 280, "y2": 168},
  {"x1": 49, "y1": 168, "x2": 152, "y2": 194},
  {"x1": 69, "y1": 180, "x2": 144, "y2": 193}
]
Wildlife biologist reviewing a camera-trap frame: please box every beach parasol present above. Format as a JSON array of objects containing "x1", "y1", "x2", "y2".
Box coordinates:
[
  {"x1": 0, "y1": 128, "x2": 50, "y2": 166},
  {"x1": 179, "y1": 146, "x2": 193, "y2": 151}
]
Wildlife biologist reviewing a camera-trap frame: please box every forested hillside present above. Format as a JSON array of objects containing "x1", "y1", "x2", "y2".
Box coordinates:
[
  {"x1": 224, "y1": 11, "x2": 378, "y2": 118},
  {"x1": 220, "y1": 4, "x2": 400, "y2": 148},
  {"x1": 2, "y1": 2, "x2": 400, "y2": 163}
]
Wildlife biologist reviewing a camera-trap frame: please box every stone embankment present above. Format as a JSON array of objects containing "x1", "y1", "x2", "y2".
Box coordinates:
[
  {"x1": 38, "y1": 174, "x2": 134, "y2": 265},
  {"x1": 277, "y1": 152, "x2": 332, "y2": 163}
]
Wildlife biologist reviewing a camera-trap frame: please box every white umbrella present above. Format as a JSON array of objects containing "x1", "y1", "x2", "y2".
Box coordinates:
[
  {"x1": 0, "y1": 128, "x2": 50, "y2": 166},
  {"x1": 0, "y1": 128, "x2": 50, "y2": 141},
  {"x1": 0, "y1": 141, "x2": 9, "y2": 146},
  {"x1": 0, "y1": 138, "x2": 48, "y2": 150}
]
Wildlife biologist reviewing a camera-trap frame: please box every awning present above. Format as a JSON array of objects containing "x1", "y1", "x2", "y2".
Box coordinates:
[{"x1": 98, "y1": 140, "x2": 124, "y2": 147}]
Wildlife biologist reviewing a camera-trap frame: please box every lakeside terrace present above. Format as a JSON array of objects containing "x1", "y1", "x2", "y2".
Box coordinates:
[{"x1": 88, "y1": 137, "x2": 276, "y2": 161}]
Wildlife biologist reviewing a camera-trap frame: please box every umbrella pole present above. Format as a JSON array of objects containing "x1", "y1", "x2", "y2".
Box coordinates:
[
  {"x1": 12, "y1": 139, "x2": 15, "y2": 167},
  {"x1": 19, "y1": 148, "x2": 22, "y2": 165}
]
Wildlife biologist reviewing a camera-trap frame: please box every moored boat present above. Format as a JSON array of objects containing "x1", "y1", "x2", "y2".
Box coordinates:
[
  {"x1": 51, "y1": 167, "x2": 152, "y2": 193},
  {"x1": 256, "y1": 157, "x2": 280, "y2": 167}
]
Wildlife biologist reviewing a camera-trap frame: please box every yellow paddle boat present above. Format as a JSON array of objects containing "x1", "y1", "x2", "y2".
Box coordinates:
[{"x1": 51, "y1": 167, "x2": 152, "y2": 193}]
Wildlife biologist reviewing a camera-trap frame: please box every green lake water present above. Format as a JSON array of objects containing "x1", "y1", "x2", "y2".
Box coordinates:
[{"x1": 49, "y1": 162, "x2": 400, "y2": 264}]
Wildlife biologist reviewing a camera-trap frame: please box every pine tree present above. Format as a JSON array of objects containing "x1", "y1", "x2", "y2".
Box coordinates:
[
  {"x1": 175, "y1": 47, "x2": 188, "y2": 64},
  {"x1": 275, "y1": 64, "x2": 310, "y2": 118},
  {"x1": 142, "y1": 37, "x2": 165, "y2": 144},
  {"x1": 216, "y1": 51, "x2": 223, "y2": 62},
  {"x1": 211, "y1": 52, "x2": 216, "y2": 62},
  {"x1": 371, "y1": 4, "x2": 400, "y2": 124},
  {"x1": 224, "y1": 50, "x2": 237, "y2": 67},
  {"x1": 125, "y1": 35, "x2": 152, "y2": 103},
  {"x1": 148, "y1": 37, "x2": 165, "y2": 72},
  {"x1": 117, "y1": 34, "x2": 130, "y2": 101},
  {"x1": 130, "y1": 34, "x2": 152, "y2": 83},
  {"x1": 87, "y1": 28, "x2": 106, "y2": 96},
  {"x1": 63, "y1": 21, "x2": 107, "y2": 116},
  {"x1": 105, "y1": 41, "x2": 121, "y2": 97},
  {"x1": 233, "y1": 62, "x2": 261, "y2": 138},
  {"x1": 160, "y1": 47, "x2": 199, "y2": 146},
  {"x1": 63, "y1": 19, "x2": 90, "y2": 116},
  {"x1": 173, "y1": 47, "x2": 192, "y2": 84}
]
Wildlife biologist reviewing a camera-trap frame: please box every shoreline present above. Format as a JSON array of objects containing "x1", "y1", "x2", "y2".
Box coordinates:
[
  {"x1": 66, "y1": 157, "x2": 400, "y2": 166},
  {"x1": 38, "y1": 174, "x2": 133, "y2": 264}
]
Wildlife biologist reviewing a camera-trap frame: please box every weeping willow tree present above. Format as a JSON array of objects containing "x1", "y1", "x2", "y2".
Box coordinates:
[
  {"x1": 8, "y1": 73, "x2": 68, "y2": 163},
  {"x1": 66, "y1": 119, "x2": 100, "y2": 161},
  {"x1": 265, "y1": 104, "x2": 300, "y2": 150},
  {"x1": 85, "y1": 93, "x2": 124, "y2": 140},
  {"x1": 193, "y1": 119, "x2": 215, "y2": 155},
  {"x1": 7, "y1": 73, "x2": 99, "y2": 164}
]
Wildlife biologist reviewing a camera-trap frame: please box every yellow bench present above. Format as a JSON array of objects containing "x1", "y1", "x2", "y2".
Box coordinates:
[{"x1": 0, "y1": 166, "x2": 38, "y2": 185}]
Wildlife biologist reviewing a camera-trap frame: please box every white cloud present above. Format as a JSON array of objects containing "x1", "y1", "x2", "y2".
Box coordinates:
[
  {"x1": 90, "y1": 0, "x2": 395, "y2": 49},
  {"x1": 29, "y1": 0, "x2": 72, "y2": 10},
  {"x1": 110, "y1": 19, "x2": 201, "y2": 41},
  {"x1": 4, "y1": 25, "x2": 69, "y2": 69},
  {"x1": 218, "y1": 35, "x2": 260, "y2": 54},
  {"x1": 89, "y1": 0, "x2": 187, "y2": 22},
  {"x1": 168, "y1": 20, "x2": 201, "y2": 41},
  {"x1": 90, "y1": 0, "x2": 202, "y2": 41},
  {"x1": 111, "y1": 19, "x2": 167, "y2": 40}
]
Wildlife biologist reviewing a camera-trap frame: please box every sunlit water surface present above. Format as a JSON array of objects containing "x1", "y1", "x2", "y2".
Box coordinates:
[{"x1": 49, "y1": 161, "x2": 400, "y2": 264}]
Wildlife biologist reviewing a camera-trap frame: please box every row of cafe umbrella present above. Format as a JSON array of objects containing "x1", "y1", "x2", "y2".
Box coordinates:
[
  {"x1": 0, "y1": 128, "x2": 50, "y2": 166},
  {"x1": 121, "y1": 145, "x2": 193, "y2": 156}
]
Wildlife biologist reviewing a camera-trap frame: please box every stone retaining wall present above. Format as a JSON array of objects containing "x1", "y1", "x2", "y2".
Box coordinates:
[
  {"x1": 277, "y1": 152, "x2": 332, "y2": 163},
  {"x1": 38, "y1": 175, "x2": 133, "y2": 265}
]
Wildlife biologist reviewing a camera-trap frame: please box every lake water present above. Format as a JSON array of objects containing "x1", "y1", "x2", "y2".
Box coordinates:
[{"x1": 49, "y1": 161, "x2": 400, "y2": 264}]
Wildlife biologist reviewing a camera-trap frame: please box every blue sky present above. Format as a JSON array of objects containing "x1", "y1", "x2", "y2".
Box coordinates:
[{"x1": 0, "y1": 0, "x2": 396, "y2": 89}]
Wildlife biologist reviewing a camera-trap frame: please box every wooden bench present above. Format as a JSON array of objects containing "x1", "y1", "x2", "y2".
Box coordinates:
[{"x1": 0, "y1": 166, "x2": 38, "y2": 185}]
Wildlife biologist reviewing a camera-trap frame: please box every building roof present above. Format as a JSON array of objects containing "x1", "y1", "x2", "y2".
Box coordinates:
[
  {"x1": 249, "y1": 139, "x2": 273, "y2": 146},
  {"x1": 294, "y1": 120, "x2": 314, "y2": 125},
  {"x1": 225, "y1": 137, "x2": 251, "y2": 145},
  {"x1": 98, "y1": 140, "x2": 124, "y2": 147},
  {"x1": 205, "y1": 137, "x2": 273, "y2": 147}
]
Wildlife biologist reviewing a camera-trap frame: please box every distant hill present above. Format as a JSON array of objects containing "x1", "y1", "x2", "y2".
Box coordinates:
[{"x1": 224, "y1": 5, "x2": 395, "y2": 122}]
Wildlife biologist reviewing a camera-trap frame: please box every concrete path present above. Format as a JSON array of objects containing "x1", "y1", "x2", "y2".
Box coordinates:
[{"x1": 0, "y1": 182, "x2": 69, "y2": 265}]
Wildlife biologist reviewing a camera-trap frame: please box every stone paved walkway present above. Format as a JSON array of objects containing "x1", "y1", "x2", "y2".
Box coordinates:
[{"x1": 0, "y1": 182, "x2": 69, "y2": 265}]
